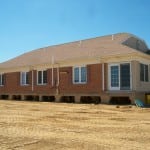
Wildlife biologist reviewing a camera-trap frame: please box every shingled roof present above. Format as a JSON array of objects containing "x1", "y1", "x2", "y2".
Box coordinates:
[{"x1": 0, "y1": 33, "x2": 149, "y2": 69}]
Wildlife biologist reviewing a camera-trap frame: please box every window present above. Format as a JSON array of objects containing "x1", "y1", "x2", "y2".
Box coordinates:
[
  {"x1": 109, "y1": 63, "x2": 131, "y2": 90},
  {"x1": 81, "y1": 67, "x2": 87, "y2": 82},
  {"x1": 73, "y1": 66, "x2": 87, "y2": 84},
  {"x1": 37, "y1": 70, "x2": 47, "y2": 85},
  {"x1": 74, "y1": 68, "x2": 79, "y2": 83},
  {"x1": 21, "y1": 72, "x2": 29, "y2": 85},
  {"x1": 111, "y1": 66, "x2": 119, "y2": 88},
  {"x1": 140, "y1": 64, "x2": 149, "y2": 82},
  {"x1": 0, "y1": 74, "x2": 4, "y2": 86},
  {"x1": 120, "y1": 64, "x2": 131, "y2": 90}
]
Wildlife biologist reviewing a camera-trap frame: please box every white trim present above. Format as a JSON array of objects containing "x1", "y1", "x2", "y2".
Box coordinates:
[
  {"x1": 108, "y1": 62, "x2": 131, "y2": 91},
  {"x1": 1, "y1": 52, "x2": 150, "y2": 74},
  {"x1": 52, "y1": 67, "x2": 54, "y2": 86},
  {"x1": 37, "y1": 70, "x2": 47, "y2": 85},
  {"x1": 73, "y1": 66, "x2": 87, "y2": 84},
  {"x1": 20, "y1": 72, "x2": 29, "y2": 86},
  {"x1": 31, "y1": 70, "x2": 34, "y2": 91},
  {"x1": 0, "y1": 73, "x2": 4, "y2": 86},
  {"x1": 57, "y1": 66, "x2": 59, "y2": 86},
  {"x1": 130, "y1": 62, "x2": 133, "y2": 90},
  {"x1": 51, "y1": 56, "x2": 54, "y2": 87},
  {"x1": 102, "y1": 63, "x2": 105, "y2": 91},
  {"x1": 37, "y1": 71, "x2": 40, "y2": 85},
  {"x1": 140, "y1": 63, "x2": 149, "y2": 82},
  {"x1": 149, "y1": 64, "x2": 150, "y2": 82},
  {"x1": 108, "y1": 64, "x2": 120, "y2": 90}
]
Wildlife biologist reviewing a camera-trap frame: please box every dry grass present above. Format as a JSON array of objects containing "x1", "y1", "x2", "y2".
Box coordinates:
[{"x1": 0, "y1": 100, "x2": 150, "y2": 150}]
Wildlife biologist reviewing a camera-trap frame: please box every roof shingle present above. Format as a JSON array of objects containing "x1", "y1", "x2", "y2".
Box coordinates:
[{"x1": 0, "y1": 33, "x2": 148, "y2": 69}]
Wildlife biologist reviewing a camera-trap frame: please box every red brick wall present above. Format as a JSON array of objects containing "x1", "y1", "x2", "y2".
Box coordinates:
[
  {"x1": 104, "y1": 63, "x2": 108, "y2": 91},
  {"x1": 59, "y1": 64, "x2": 103, "y2": 94},
  {"x1": 0, "y1": 63, "x2": 106, "y2": 95},
  {"x1": 59, "y1": 63, "x2": 106, "y2": 94},
  {"x1": 33, "y1": 69, "x2": 56, "y2": 94},
  {"x1": 1, "y1": 72, "x2": 32, "y2": 94}
]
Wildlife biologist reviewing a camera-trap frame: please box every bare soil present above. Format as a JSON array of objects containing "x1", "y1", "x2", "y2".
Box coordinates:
[{"x1": 0, "y1": 100, "x2": 150, "y2": 150}]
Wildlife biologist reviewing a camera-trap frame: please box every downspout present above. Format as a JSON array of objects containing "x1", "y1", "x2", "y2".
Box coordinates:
[
  {"x1": 32, "y1": 70, "x2": 34, "y2": 91},
  {"x1": 56, "y1": 63, "x2": 60, "y2": 95},
  {"x1": 102, "y1": 63, "x2": 105, "y2": 91},
  {"x1": 51, "y1": 56, "x2": 54, "y2": 87},
  {"x1": 130, "y1": 61, "x2": 133, "y2": 91},
  {"x1": 57, "y1": 65, "x2": 60, "y2": 87},
  {"x1": 30, "y1": 66, "x2": 34, "y2": 92}
]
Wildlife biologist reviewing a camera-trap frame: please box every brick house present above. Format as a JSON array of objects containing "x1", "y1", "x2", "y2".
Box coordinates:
[{"x1": 0, "y1": 33, "x2": 150, "y2": 104}]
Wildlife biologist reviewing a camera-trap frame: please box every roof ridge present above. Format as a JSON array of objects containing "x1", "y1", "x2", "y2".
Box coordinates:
[{"x1": 28, "y1": 32, "x2": 133, "y2": 51}]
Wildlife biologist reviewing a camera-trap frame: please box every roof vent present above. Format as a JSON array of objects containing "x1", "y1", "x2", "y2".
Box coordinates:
[
  {"x1": 79, "y1": 40, "x2": 82, "y2": 46},
  {"x1": 112, "y1": 34, "x2": 114, "y2": 40}
]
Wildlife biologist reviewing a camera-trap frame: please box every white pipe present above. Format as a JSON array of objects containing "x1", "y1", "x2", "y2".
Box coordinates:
[
  {"x1": 52, "y1": 67, "x2": 54, "y2": 86},
  {"x1": 51, "y1": 56, "x2": 54, "y2": 87},
  {"x1": 32, "y1": 70, "x2": 34, "y2": 91},
  {"x1": 130, "y1": 62, "x2": 133, "y2": 91},
  {"x1": 57, "y1": 65, "x2": 59, "y2": 87},
  {"x1": 102, "y1": 63, "x2": 105, "y2": 91}
]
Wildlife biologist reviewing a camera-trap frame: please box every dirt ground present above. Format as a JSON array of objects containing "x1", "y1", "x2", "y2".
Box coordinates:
[{"x1": 0, "y1": 100, "x2": 150, "y2": 150}]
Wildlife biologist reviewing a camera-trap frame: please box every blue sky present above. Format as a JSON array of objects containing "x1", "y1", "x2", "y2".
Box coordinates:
[{"x1": 0, "y1": 0, "x2": 150, "y2": 62}]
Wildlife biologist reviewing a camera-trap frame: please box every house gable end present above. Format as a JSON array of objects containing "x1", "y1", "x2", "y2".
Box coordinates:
[{"x1": 122, "y1": 36, "x2": 149, "y2": 53}]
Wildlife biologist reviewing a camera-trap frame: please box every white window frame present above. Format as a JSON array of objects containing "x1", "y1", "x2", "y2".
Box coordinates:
[
  {"x1": 20, "y1": 72, "x2": 29, "y2": 86},
  {"x1": 37, "y1": 70, "x2": 47, "y2": 85},
  {"x1": 108, "y1": 62, "x2": 132, "y2": 91},
  {"x1": 0, "y1": 73, "x2": 4, "y2": 86},
  {"x1": 73, "y1": 66, "x2": 87, "y2": 84},
  {"x1": 140, "y1": 63, "x2": 149, "y2": 82},
  {"x1": 109, "y1": 64, "x2": 120, "y2": 90}
]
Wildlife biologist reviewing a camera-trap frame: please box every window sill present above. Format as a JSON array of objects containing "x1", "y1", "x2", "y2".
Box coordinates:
[
  {"x1": 21, "y1": 84, "x2": 29, "y2": 86},
  {"x1": 73, "y1": 82, "x2": 87, "y2": 84},
  {"x1": 108, "y1": 89, "x2": 132, "y2": 92},
  {"x1": 37, "y1": 84, "x2": 47, "y2": 86},
  {"x1": 140, "y1": 81, "x2": 149, "y2": 83}
]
